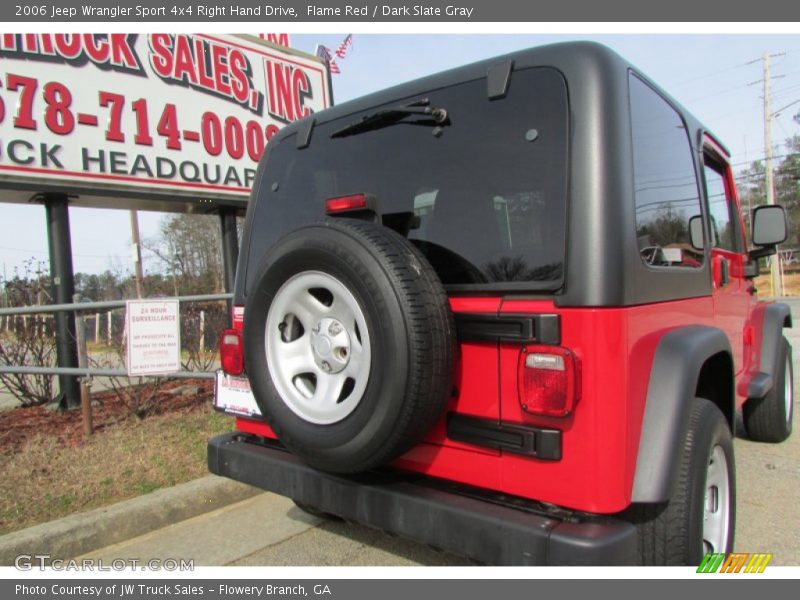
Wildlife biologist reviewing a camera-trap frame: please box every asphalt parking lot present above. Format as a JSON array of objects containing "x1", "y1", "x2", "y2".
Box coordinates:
[{"x1": 78, "y1": 299, "x2": 800, "y2": 567}]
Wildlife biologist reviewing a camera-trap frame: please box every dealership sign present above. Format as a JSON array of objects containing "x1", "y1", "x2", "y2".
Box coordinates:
[{"x1": 0, "y1": 34, "x2": 330, "y2": 204}]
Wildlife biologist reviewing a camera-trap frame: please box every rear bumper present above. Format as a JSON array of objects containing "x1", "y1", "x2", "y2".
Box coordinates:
[{"x1": 208, "y1": 432, "x2": 638, "y2": 566}]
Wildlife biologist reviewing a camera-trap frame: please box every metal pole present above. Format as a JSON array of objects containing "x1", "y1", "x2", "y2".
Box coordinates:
[
  {"x1": 130, "y1": 210, "x2": 145, "y2": 299},
  {"x1": 73, "y1": 296, "x2": 93, "y2": 437},
  {"x1": 0, "y1": 293, "x2": 233, "y2": 316},
  {"x1": 763, "y1": 52, "x2": 784, "y2": 297},
  {"x1": 44, "y1": 193, "x2": 81, "y2": 408},
  {"x1": 199, "y1": 309, "x2": 206, "y2": 354},
  {"x1": 1, "y1": 261, "x2": 7, "y2": 310},
  {"x1": 219, "y1": 208, "x2": 239, "y2": 316},
  {"x1": 219, "y1": 208, "x2": 239, "y2": 295},
  {"x1": 0, "y1": 365, "x2": 215, "y2": 379}
]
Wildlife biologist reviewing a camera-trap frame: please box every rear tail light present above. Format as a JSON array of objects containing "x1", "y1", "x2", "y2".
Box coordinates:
[
  {"x1": 325, "y1": 193, "x2": 374, "y2": 214},
  {"x1": 220, "y1": 328, "x2": 244, "y2": 375},
  {"x1": 518, "y1": 345, "x2": 580, "y2": 417}
]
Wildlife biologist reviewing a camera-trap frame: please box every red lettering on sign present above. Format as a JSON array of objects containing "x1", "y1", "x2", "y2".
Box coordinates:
[
  {"x1": 148, "y1": 34, "x2": 173, "y2": 78},
  {"x1": 84, "y1": 35, "x2": 110, "y2": 64},
  {"x1": 264, "y1": 58, "x2": 313, "y2": 123},
  {"x1": 146, "y1": 34, "x2": 260, "y2": 114},
  {"x1": 0, "y1": 34, "x2": 142, "y2": 74}
]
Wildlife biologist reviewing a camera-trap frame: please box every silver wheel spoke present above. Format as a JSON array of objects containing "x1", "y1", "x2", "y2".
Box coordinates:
[
  {"x1": 703, "y1": 445, "x2": 730, "y2": 554},
  {"x1": 314, "y1": 373, "x2": 346, "y2": 406},
  {"x1": 351, "y1": 332, "x2": 363, "y2": 353},
  {"x1": 704, "y1": 509, "x2": 725, "y2": 553},
  {"x1": 291, "y1": 293, "x2": 329, "y2": 329},
  {"x1": 276, "y1": 337, "x2": 315, "y2": 377},
  {"x1": 328, "y1": 299, "x2": 355, "y2": 329},
  {"x1": 344, "y1": 335, "x2": 365, "y2": 374}
]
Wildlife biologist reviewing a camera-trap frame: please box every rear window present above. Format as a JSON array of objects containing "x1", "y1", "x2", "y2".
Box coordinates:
[{"x1": 252, "y1": 67, "x2": 569, "y2": 291}]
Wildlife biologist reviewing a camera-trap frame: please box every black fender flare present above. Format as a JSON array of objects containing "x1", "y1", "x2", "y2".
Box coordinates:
[
  {"x1": 631, "y1": 325, "x2": 733, "y2": 503},
  {"x1": 748, "y1": 302, "x2": 792, "y2": 399}
]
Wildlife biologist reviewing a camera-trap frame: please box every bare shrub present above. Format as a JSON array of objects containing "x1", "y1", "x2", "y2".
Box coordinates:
[{"x1": 0, "y1": 262, "x2": 56, "y2": 407}]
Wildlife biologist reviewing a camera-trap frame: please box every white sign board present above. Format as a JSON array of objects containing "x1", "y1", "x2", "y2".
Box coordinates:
[
  {"x1": 126, "y1": 299, "x2": 181, "y2": 376},
  {"x1": 0, "y1": 34, "x2": 330, "y2": 203},
  {"x1": 214, "y1": 371, "x2": 262, "y2": 418}
]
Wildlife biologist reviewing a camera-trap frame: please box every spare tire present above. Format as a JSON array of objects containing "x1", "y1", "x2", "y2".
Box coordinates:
[{"x1": 243, "y1": 218, "x2": 455, "y2": 474}]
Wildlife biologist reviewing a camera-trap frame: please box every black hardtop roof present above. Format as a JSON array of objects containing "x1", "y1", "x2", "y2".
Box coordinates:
[
  {"x1": 274, "y1": 40, "x2": 726, "y2": 155},
  {"x1": 239, "y1": 41, "x2": 725, "y2": 308}
]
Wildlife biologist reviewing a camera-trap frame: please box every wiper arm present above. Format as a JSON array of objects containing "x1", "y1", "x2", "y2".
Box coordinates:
[{"x1": 331, "y1": 98, "x2": 449, "y2": 139}]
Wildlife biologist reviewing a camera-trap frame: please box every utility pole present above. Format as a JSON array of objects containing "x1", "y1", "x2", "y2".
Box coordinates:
[
  {"x1": 747, "y1": 52, "x2": 794, "y2": 297},
  {"x1": 130, "y1": 209, "x2": 145, "y2": 299},
  {"x1": 761, "y1": 52, "x2": 784, "y2": 297},
  {"x1": 1, "y1": 262, "x2": 6, "y2": 308}
]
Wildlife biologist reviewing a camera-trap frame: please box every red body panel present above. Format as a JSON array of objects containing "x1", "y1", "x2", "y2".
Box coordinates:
[{"x1": 237, "y1": 291, "x2": 763, "y2": 514}]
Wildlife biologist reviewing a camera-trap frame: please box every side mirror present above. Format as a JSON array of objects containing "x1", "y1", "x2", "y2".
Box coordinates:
[
  {"x1": 688, "y1": 215, "x2": 705, "y2": 250},
  {"x1": 752, "y1": 205, "x2": 788, "y2": 247}
]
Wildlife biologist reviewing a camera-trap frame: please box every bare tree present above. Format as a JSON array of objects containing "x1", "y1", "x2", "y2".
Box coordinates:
[{"x1": 144, "y1": 214, "x2": 224, "y2": 295}]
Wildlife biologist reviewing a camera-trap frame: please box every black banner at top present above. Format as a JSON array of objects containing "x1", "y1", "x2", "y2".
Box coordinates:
[{"x1": 3, "y1": 0, "x2": 800, "y2": 22}]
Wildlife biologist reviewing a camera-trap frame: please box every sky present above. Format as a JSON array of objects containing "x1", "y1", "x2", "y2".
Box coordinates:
[{"x1": 2, "y1": 32, "x2": 800, "y2": 282}]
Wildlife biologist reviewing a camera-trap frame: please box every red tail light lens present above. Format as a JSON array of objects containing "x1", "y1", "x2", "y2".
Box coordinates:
[
  {"x1": 325, "y1": 193, "x2": 370, "y2": 214},
  {"x1": 220, "y1": 328, "x2": 244, "y2": 375},
  {"x1": 518, "y1": 346, "x2": 580, "y2": 417}
]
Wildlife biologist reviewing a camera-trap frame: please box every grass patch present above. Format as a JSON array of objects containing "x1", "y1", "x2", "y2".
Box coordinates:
[
  {"x1": 0, "y1": 407, "x2": 231, "y2": 536},
  {"x1": 755, "y1": 271, "x2": 800, "y2": 297}
]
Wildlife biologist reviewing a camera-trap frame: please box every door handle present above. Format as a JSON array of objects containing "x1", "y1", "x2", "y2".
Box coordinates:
[{"x1": 719, "y1": 257, "x2": 730, "y2": 287}]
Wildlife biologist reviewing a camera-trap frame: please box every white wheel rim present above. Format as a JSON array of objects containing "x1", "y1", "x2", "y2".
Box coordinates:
[
  {"x1": 265, "y1": 271, "x2": 371, "y2": 425},
  {"x1": 703, "y1": 445, "x2": 731, "y2": 554},
  {"x1": 785, "y1": 354, "x2": 793, "y2": 424}
]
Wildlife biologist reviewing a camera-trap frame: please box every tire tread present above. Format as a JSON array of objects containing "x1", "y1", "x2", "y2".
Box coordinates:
[
  {"x1": 744, "y1": 337, "x2": 793, "y2": 443},
  {"x1": 624, "y1": 398, "x2": 735, "y2": 565}
]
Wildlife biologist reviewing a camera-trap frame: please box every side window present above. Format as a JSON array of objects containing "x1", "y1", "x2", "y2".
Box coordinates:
[
  {"x1": 630, "y1": 74, "x2": 704, "y2": 269},
  {"x1": 703, "y1": 158, "x2": 740, "y2": 252},
  {"x1": 413, "y1": 189, "x2": 438, "y2": 239}
]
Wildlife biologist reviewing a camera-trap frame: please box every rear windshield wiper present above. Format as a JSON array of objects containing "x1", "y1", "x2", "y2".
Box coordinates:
[{"x1": 331, "y1": 98, "x2": 449, "y2": 139}]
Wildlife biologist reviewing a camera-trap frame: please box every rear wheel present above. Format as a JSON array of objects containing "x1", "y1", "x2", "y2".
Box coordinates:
[
  {"x1": 744, "y1": 337, "x2": 793, "y2": 443},
  {"x1": 627, "y1": 398, "x2": 735, "y2": 565}
]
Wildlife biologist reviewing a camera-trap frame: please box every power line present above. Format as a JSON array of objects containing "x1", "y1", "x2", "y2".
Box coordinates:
[
  {"x1": 671, "y1": 60, "x2": 752, "y2": 89},
  {"x1": 772, "y1": 82, "x2": 800, "y2": 97},
  {"x1": 729, "y1": 151, "x2": 798, "y2": 169},
  {"x1": 681, "y1": 81, "x2": 755, "y2": 104}
]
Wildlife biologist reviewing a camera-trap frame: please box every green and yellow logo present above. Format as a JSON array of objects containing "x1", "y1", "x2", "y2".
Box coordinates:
[{"x1": 697, "y1": 552, "x2": 773, "y2": 573}]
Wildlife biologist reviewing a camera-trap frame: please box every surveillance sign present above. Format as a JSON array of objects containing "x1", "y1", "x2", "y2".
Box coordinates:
[
  {"x1": 126, "y1": 298, "x2": 181, "y2": 376},
  {"x1": 0, "y1": 34, "x2": 330, "y2": 205}
]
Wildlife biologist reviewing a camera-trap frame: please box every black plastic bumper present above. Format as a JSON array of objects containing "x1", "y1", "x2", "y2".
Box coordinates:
[{"x1": 208, "y1": 432, "x2": 638, "y2": 565}]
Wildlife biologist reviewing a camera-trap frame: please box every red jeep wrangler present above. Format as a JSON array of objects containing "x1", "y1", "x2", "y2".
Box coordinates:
[{"x1": 209, "y1": 42, "x2": 793, "y2": 565}]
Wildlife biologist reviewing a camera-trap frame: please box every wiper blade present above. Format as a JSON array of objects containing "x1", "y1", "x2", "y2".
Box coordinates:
[{"x1": 331, "y1": 98, "x2": 449, "y2": 139}]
